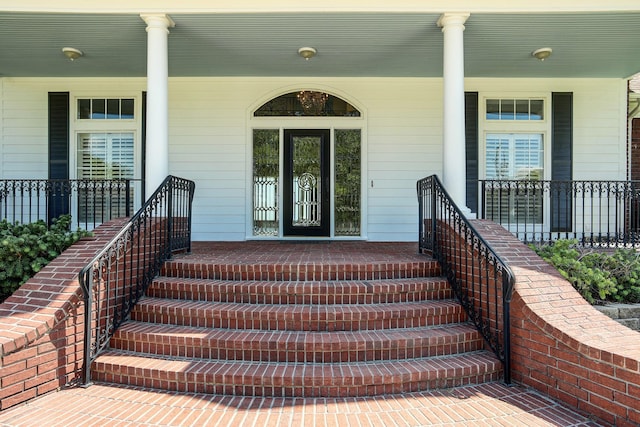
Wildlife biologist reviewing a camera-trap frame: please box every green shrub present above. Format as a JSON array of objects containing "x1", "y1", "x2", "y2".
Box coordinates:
[
  {"x1": 531, "y1": 239, "x2": 640, "y2": 304},
  {"x1": 0, "y1": 215, "x2": 91, "y2": 303}
]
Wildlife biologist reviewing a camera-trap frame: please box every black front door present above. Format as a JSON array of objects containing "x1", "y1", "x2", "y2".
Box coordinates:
[{"x1": 283, "y1": 129, "x2": 330, "y2": 236}]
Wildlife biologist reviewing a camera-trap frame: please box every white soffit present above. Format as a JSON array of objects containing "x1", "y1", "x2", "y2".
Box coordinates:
[{"x1": 0, "y1": 11, "x2": 638, "y2": 78}]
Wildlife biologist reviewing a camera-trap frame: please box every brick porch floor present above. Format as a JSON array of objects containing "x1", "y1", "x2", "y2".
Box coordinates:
[
  {"x1": 0, "y1": 382, "x2": 602, "y2": 426},
  {"x1": 184, "y1": 241, "x2": 427, "y2": 264}
]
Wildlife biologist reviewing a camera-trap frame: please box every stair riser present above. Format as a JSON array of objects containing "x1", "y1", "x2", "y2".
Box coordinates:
[
  {"x1": 146, "y1": 280, "x2": 453, "y2": 304},
  {"x1": 129, "y1": 307, "x2": 467, "y2": 331},
  {"x1": 91, "y1": 372, "x2": 501, "y2": 397},
  {"x1": 160, "y1": 262, "x2": 440, "y2": 282},
  {"x1": 109, "y1": 331, "x2": 483, "y2": 363}
]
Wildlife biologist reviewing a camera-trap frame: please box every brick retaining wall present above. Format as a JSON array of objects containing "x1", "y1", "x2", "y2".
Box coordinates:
[
  {"x1": 0, "y1": 219, "x2": 127, "y2": 410},
  {"x1": 472, "y1": 220, "x2": 640, "y2": 426}
]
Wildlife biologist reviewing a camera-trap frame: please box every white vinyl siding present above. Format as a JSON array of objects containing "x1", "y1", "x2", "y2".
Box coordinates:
[{"x1": 0, "y1": 77, "x2": 628, "y2": 241}]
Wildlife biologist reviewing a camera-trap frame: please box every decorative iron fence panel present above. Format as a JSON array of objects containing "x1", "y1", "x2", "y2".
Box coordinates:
[
  {"x1": 479, "y1": 180, "x2": 640, "y2": 247},
  {"x1": 79, "y1": 175, "x2": 195, "y2": 385},
  {"x1": 418, "y1": 175, "x2": 514, "y2": 384},
  {"x1": 0, "y1": 179, "x2": 141, "y2": 229}
]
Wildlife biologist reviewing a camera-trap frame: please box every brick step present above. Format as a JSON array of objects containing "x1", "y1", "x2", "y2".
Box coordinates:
[
  {"x1": 160, "y1": 259, "x2": 441, "y2": 281},
  {"x1": 110, "y1": 321, "x2": 482, "y2": 363},
  {"x1": 94, "y1": 244, "x2": 504, "y2": 397},
  {"x1": 130, "y1": 298, "x2": 467, "y2": 331},
  {"x1": 91, "y1": 349, "x2": 502, "y2": 398},
  {"x1": 146, "y1": 277, "x2": 453, "y2": 304}
]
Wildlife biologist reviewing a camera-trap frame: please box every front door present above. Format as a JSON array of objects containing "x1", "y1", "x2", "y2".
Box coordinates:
[{"x1": 283, "y1": 129, "x2": 330, "y2": 236}]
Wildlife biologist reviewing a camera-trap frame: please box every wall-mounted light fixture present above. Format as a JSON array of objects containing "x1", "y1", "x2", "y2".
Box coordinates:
[
  {"x1": 298, "y1": 47, "x2": 317, "y2": 60},
  {"x1": 62, "y1": 47, "x2": 83, "y2": 61},
  {"x1": 532, "y1": 47, "x2": 552, "y2": 61}
]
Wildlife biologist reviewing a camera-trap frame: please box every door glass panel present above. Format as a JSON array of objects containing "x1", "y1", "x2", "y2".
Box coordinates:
[
  {"x1": 335, "y1": 130, "x2": 361, "y2": 236},
  {"x1": 252, "y1": 130, "x2": 280, "y2": 236},
  {"x1": 292, "y1": 136, "x2": 322, "y2": 227}
]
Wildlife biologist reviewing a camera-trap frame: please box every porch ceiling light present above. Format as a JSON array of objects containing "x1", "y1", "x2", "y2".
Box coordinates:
[
  {"x1": 298, "y1": 47, "x2": 317, "y2": 60},
  {"x1": 62, "y1": 47, "x2": 83, "y2": 61},
  {"x1": 532, "y1": 47, "x2": 552, "y2": 61}
]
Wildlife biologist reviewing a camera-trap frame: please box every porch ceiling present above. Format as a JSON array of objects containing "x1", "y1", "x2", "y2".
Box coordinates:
[{"x1": 0, "y1": 11, "x2": 639, "y2": 79}]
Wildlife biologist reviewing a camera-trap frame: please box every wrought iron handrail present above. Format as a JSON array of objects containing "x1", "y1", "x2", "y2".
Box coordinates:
[
  {"x1": 78, "y1": 175, "x2": 195, "y2": 385},
  {"x1": 418, "y1": 174, "x2": 514, "y2": 384},
  {"x1": 0, "y1": 178, "x2": 142, "y2": 229},
  {"x1": 479, "y1": 179, "x2": 640, "y2": 247}
]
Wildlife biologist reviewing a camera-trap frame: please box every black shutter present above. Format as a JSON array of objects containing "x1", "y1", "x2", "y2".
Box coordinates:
[
  {"x1": 551, "y1": 92, "x2": 573, "y2": 232},
  {"x1": 48, "y1": 92, "x2": 70, "y2": 222},
  {"x1": 465, "y1": 92, "x2": 479, "y2": 213}
]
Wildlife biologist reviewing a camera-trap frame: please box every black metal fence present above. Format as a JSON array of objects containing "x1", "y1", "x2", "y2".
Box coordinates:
[
  {"x1": 0, "y1": 179, "x2": 142, "y2": 229},
  {"x1": 418, "y1": 175, "x2": 514, "y2": 384},
  {"x1": 79, "y1": 175, "x2": 195, "y2": 385},
  {"x1": 479, "y1": 179, "x2": 640, "y2": 247}
]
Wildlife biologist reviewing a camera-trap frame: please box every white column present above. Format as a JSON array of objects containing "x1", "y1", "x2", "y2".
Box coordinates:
[
  {"x1": 141, "y1": 14, "x2": 174, "y2": 198},
  {"x1": 438, "y1": 13, "x2": 471, "y2": 214}
]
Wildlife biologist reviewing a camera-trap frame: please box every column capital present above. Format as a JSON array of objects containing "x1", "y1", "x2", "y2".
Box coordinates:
[
  {"x1": 437, "y1": 13, "x2": 470, "y2": 29},
  {"x1": 141, "y1": 13, "x2": 175, "y2": 32}
]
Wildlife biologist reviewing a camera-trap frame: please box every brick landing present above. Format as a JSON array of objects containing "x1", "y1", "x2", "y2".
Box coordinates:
[{"x1": 0, "y1": 382, "x2": 602, "y2": 426}]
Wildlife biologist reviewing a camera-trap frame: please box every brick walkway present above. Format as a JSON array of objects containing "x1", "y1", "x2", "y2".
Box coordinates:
[{"x1": 0, "y1": 382, "x2": 602, "y2": 426}]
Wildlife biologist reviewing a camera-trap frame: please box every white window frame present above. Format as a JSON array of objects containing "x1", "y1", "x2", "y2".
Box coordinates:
[
  {"x1": 480, "y1": 94, "x2": 551, "y2": 181},
  {"x1": 70, "y1": 94, "x2": 143, "y2": 229},
  {"x1": 479, "y1": 94, "x2": 552, "y2": 237}
]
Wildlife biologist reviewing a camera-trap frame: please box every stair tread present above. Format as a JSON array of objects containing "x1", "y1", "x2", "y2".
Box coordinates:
[
  {"x1": 152, "y1": 276, "x2": 448, "y2": 286},
  {"x1": 111, "y1": 321, "x2": 483, "y2": 362},
  {"x1": 92, "y1": 349, "x2": 503, "y2": 397},
  {"x1": 160, "y1": 258, "x2": 441, "y2": 281},
  {"x1": 147, "y1": 276, "x2": 452, "y2": 304},
  {"x1": 115, "y1": 320, "x2": 478, "y2": 339},
  {"x1": 113, "y1": 321, "x2": 480, "y2": 346},
  {"x1": 149, "y1": 277, "x2": 450, "y2": 291},
  {"x1": 135, "y1": 297, "x2": 462, "y2": 311},
  {"x1": 93, "y1": 348, "x2": 501, "y2": 384},
  {"x1": 130, "y1": 297, "x2": 467, "y2": 331}
]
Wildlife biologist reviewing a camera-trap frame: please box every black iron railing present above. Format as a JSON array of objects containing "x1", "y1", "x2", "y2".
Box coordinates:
[
  {"x1": 418, "y1": 175, "x2": 514, "y2": 384},
  {"x1": 79, "y1": 175, "x2": 195, "y2": 385},
  {"x1": 479, "y1": 179, "x2": 640, "y2": 247},
  {"x1": 0, "y1": 179, "x2": 142, "y2": 229}
]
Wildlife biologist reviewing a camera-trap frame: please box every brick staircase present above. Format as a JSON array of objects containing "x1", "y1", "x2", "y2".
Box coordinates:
[{"x1": 90, "y1": 242, "x2": 502, "y2": 397}]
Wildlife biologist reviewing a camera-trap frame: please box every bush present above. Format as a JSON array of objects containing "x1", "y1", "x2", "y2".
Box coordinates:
[
  {"x1": 0, "y1": 215, "x2": 91, "y2": 302},
  {"x1": 531, "y1": 239, "x2": 640, "y2": 304}
]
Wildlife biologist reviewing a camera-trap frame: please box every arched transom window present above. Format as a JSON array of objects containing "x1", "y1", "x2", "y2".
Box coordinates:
[{"x1": 254, "y1": 91, "x2": 361, "y2": 117}]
